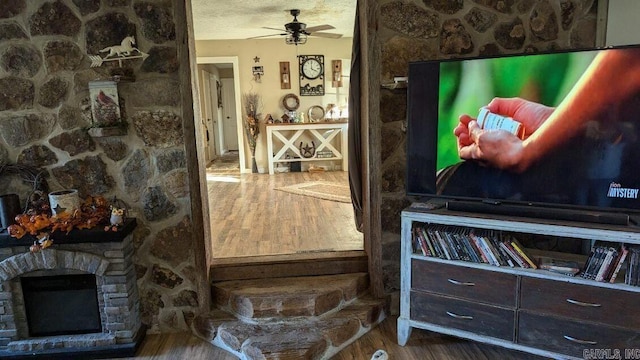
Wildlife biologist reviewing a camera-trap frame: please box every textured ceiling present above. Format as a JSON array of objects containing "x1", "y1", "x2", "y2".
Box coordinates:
[{"x1": 190, "y1": 0, "x2": 357, "y2": 40}]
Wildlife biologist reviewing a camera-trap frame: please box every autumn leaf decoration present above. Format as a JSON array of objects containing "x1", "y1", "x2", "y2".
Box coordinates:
[{"x1": 8, "y1": 195, "x2": 113, "y2": 252}]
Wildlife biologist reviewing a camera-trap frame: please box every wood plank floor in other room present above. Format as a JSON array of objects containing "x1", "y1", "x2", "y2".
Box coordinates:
[
  {"x1": 114, "y1": 316, "x2": 546, "y2": 359},
  {"x1": 206, "y1": 168, "x2": 363, "y2": 258}
]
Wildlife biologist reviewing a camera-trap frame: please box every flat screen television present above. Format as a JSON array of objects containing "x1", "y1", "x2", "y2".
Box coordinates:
[{"x1": 406, "y1": 46, "x2": 640, "y2": 225}]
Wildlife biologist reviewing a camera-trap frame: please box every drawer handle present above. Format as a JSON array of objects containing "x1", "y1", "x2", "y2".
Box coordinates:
[
  {"x1": 446, "y1": 311, "x2": 473, "y2": 320},
  {"x1": 447, "y1": 279, "x2": 475, "y2": 286},
  {"x1": 563, "y1": 335, "x2": 597, "y2": 345},
  {"x1": 566, "y1": 299, "x2": 602, "y2": 307}
]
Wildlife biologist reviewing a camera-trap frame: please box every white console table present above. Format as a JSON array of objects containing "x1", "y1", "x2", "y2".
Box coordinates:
[{"x1": 266, "y1": 122, "x2": 348, "y2": 175}]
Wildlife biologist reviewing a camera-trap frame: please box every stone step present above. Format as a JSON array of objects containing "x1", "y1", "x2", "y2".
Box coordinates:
[
  {"x1": 213, "y1": 273, "x2": 369, "y2": 320},
  {"x1": 192, "y1": 295, "x2": 385, "y2": 360}
]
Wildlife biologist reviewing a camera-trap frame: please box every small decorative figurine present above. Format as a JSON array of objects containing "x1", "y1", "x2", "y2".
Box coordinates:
[
  {"x1": 105, "y1": 196, "x2": 127, "y2": 232},
  {"x1": 29, "y1": 232, "x2": 54, "y2": 253},
  {"x1": 107, "y1": 207, "x2": 125, "y2": 232}
]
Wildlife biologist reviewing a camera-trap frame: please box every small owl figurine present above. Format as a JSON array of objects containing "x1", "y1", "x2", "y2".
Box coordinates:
[{"x1": 110, "y1": 207, "x2": 125, "y2": 227}]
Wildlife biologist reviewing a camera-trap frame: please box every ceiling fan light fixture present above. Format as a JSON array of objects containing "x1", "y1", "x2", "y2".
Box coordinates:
[
  {"x1": 286, "y1": 33, "x2": 307, "y2": 45},
  {"x1": 285, "y1": 21, "x2": 306, "y2": 33}
]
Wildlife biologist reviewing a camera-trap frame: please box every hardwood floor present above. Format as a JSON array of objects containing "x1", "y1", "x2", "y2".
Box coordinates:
[
  {"x1": 333, "y1": 316, "x2": 544, "y2": 360},
  {"x1": 116, "y1": 316, "x2": 545, "y2": 359},
  {"x1": 206, "y1": 154, "x2": 363, "y2": 258},
  {"x1": 115, "y1": 331, "x2": 235, "y2": 359}
]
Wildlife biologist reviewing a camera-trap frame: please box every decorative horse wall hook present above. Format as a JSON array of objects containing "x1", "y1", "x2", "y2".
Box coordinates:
[
  {"x1": 100, "y1": 36, "x2": 137, "y2": 57},
  {"x1": 89, "y1": 36, "x2": 149, "y2": 68}
]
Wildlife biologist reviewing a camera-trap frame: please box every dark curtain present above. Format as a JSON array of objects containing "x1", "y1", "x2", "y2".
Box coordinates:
[{"x1": 348, "y1": 4, "x2": 363, "y2": 232}]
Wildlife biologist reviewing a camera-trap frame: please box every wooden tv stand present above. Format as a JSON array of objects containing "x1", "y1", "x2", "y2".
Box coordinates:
[{"x1": 398, "y1": 205, "x2": 640, "y2": 360}]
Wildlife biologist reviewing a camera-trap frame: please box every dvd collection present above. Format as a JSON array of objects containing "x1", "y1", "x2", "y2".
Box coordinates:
[
  {"x1": 412, "y1": 224, "x2": 640, "y2": 286},
  {"x1": 411, "y1": 224, "x2": 538, "y2": 269},
  {"x1": 581, "y1": 241, "x2": 640, "y2": 285}
]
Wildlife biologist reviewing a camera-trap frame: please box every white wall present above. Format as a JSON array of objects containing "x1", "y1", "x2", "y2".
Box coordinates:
[{"x1": 606, "y1": 0, "x2": 640, "y2": 46}]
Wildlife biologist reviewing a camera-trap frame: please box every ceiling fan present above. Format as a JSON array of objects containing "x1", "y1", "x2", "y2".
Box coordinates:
[{"x1": 249, "y1": 9, "x2": 343, "y2": 45}]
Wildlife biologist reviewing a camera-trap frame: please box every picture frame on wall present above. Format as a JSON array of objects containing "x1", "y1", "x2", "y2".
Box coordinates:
[{"x1": 88, "y1": 80, "x2": 121, "y2": 128}]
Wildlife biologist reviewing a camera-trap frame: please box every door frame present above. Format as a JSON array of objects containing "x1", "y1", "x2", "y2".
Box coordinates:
[{"x1": 196, "y1": 56, "x2": 248, "y2": 173}]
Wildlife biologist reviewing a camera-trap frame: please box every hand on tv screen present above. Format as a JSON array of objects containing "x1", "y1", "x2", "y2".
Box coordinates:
[
  {"x1": 454, "y1": 113, "x2": 526, "y2": 172},
  {"x1": 485, "y1": 97, "x2": 554, "y2": 136},
  {"x1": 454, "y1": 48, "x2": 640, "y2": 173},
  {"x1": 453, "y1": 97, "x2": 554, "y2": 172}
]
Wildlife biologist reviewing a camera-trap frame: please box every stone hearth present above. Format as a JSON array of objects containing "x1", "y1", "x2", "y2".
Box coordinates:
[
  {"x1": 0, "y1": 219, "x2": 143, "y2": 359},
  {"x1": 194, "y1": 273, "x2": 386, "y2": 359}
]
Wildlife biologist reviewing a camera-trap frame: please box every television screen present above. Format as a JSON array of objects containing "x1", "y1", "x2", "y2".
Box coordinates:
[{"x1": 407, "y1": 46, "x2": 640, "y2": 214}]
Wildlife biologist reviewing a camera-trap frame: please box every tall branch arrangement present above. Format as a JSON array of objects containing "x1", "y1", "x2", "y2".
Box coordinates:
[{"x1": 242, "y1": 92, "x2": 261, "y2": 156}]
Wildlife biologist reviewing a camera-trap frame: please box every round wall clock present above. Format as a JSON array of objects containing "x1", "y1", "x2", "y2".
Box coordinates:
[{"x1": 302, "y1": 58, "x2": 323, "y2": 80}]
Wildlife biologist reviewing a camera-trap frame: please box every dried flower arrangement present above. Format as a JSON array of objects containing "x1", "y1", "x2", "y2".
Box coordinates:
[
  {"x1": 0, "y1": 164, "x2": 48, "y2": 197},
  {"x1": 242, "y1": 92, "x2": 261, "y2": 172}
]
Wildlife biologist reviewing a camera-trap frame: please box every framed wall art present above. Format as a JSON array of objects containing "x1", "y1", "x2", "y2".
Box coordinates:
[
  {"x1": 280, "y1": 61, "x2": 291, "y2": 89},
  {"x1": 88, "y1": 80, "x2": 121, "y2": 127}
]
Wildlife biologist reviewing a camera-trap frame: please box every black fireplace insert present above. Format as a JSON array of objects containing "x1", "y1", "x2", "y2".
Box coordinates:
[{"x1": 21, "y1": 274, "x2": 102, "y2": 337}]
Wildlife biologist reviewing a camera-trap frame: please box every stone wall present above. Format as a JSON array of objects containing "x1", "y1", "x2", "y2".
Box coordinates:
[
  {"x1": 376, "y1": 0, "x2": 600, "y2": 295},
  {"x1": 0, "y1": 1, "x2": 197, "y2": 332}
]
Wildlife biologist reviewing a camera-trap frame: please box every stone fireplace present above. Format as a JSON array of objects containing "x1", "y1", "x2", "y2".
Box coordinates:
[{"x1": 0, "y1": 220, "x2": 143, "y2": 358}]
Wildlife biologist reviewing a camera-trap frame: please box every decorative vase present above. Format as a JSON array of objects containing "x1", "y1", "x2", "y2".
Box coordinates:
[
  {"x1": 251, "y1": 155, "x2": 258, "y2": 173},
  {"x1": 48, "y1": 189, "x2": 80, "y2": 216},
  {"x1": 254, "y1": 132, "x2": 267, "y2": 173}
]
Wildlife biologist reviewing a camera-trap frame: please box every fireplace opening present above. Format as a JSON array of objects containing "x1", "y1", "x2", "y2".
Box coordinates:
[{"x1": 21, "y1": 274, "x2": 102, "y2": 337}]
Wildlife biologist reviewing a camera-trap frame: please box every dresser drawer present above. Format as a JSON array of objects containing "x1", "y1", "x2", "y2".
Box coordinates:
[
  {"x1": 411, "y1": 260, "x2": 517, "y2": 307},
  {"x1": 520, "y1": 277, "x2": 640, "y2": 329},
  {"x1": 411, "y1": 291, "x2": 515, "y2": 341},
  {"x1": 518, "y1": 311, "x2": 640, "y2": 358}
]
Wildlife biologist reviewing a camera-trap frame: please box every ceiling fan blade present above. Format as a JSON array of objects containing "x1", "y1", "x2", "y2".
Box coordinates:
[
  {"x1": 262, "y1": 26, "x2": 289, "y2": 32},
  {"x1": 247, "y1": 33, "x2": 285, "y2": 39},
  {"x1": 309, "y1": 32, "x2": 343, "y2": 39},
  {"x1": 305, "y1": 24, "x2": 335, "y2": 33}
]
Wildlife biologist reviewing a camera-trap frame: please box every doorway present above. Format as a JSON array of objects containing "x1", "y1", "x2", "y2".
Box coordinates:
[
  {"x1": 197, "y1": 57, "x2": 246, "y2": 171},
  {"x1": 188, "y1": 1, "x2": 363, "y2": 265}
]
